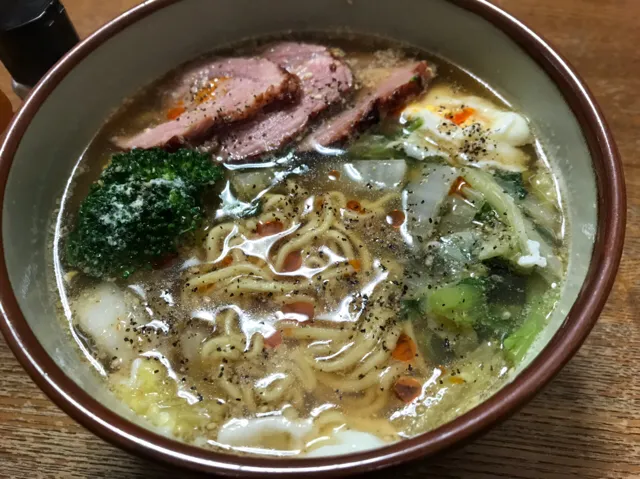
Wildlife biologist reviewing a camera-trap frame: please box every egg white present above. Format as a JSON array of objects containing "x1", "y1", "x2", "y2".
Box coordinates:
[{"x1": 401, "y1": 85, "x2": 532, "y2": 172}]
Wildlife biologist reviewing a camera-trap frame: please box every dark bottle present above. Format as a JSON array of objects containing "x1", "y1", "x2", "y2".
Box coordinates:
[{"x1": 0, "y1": 0, "x2": 79, "y2": 99}]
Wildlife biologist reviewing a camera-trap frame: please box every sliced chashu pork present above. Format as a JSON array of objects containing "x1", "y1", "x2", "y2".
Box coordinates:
[
  {"x1": 300, "y1": 61, "x2": 434, "y2": 151},
  {"x1": 218, "y1": 43, "x2": 353, "y2": 161},
  {"x1": 114, "y1": 57, "x2": 300, "y2": 150}
]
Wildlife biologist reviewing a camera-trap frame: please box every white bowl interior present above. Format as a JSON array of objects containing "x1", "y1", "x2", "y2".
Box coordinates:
[{"x1": 2, "y1": 0, "x2": 596, "y2": 436}]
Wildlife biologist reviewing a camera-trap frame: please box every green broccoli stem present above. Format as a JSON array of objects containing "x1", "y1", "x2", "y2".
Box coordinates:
[{"x1": 503, "y1": 300, "x2": 547, "y2": 364}]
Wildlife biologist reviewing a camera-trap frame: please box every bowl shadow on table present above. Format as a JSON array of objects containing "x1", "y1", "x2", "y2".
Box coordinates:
[{"x1": 112, "y1": 356, "x2": 601, "y2": 479}]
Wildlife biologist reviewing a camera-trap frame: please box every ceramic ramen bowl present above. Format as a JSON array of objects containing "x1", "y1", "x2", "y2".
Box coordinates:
[{"x1": 0, "y1": 0, "x2": 624, "y2": 476}]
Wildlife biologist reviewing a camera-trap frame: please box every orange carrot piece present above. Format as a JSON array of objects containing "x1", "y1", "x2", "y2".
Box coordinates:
[
  {"x1": 391, "y1": 333, "x2": 417, "y2": 362},
  {"x1": 282, "y1": 302, "x2": 315, "y2": 321},
  {"x1": 393, "y1": 376, "x2": 422, "y2": 403},
  {"x1": 348, "y1": 259, "x2": 361, "y2": 272},
  {"x1": 257, "y1": 220, "x2": 284, "y2": 237},
  {"x1": 449, "y1": 376, "x2": 466, "y2": 385},
  {"x1": 386, "y1": 209, "x2": 406, "y2": 228},
  {"x1": 346, "y1": 200, "x2": 363, "y2": 212},
  {"x1": 216, "y1": 256, "x2": 233, "y2": 267},
  {"x1": 281, "y1": 251, "x2": 303, "y2": 272},
  {"x1": 328, "y1": 170, "x2": 341, "y2": 181},
  {"x1": 448, "y1": 177, "x2": 469, "y2": 196},
  {"x1": 264, "y1": 331, "x2": 282, "y2": 348}
]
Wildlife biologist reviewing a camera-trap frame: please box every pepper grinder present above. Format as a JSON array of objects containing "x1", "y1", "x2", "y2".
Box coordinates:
[{"x1": 0, "y1": 0, "x2": 79, "y2": 99}]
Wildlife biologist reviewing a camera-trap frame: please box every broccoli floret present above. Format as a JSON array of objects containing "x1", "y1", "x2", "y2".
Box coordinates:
[
  {"x1": 66, "y1": 149, "x2": 223, "y2": 279},
  {"x1": 100, "y1": 148, "x2": 222, "y2": 187}
]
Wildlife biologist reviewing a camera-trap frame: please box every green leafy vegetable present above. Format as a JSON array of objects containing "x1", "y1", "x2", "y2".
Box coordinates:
[
  {"x1": 347, "y1": 118, "x2": 422, "y2": 160},
  {"x1": 494, "y1": 171, "x2": 527, "y2": 200},
  {"x1": 503, "y1": 273, "x2": 556, "y2": 364},
  {"x1": 424, "y1": 263, "x2": 531, "y2": 337},
  {"x1": 66, "y1": 148, "x2": 223, "y2": 279},
  {"x1": 427, "y1": 277, "x2": 486, "y2": 327},
  {"x1": 524, "y1": 167, "x2": 557, "y2": 206},
  {"x1": 400, "y1": 298, "x2": 426, "y2": 322},
  {"x1": 463, "y1": 167, "x2": 530, "y2": 260},
  {"x1": 503, "y1": 300, "x2": 547, "y2": 364},
  {"x1": 474, "y1": 202, "x2": 499, "y2": 223},
  {"x1": 402, "y1": 117, "x2": 424, "y2": 133},
  {"x1": 348, "y1": 134, "x2": 400, "y2": 159},
  {"x1": 101, "y1": 148, "x2": 222, "y2": 187}
]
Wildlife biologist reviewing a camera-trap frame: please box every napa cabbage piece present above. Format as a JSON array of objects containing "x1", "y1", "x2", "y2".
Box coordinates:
[
  {"x1": 437, "y1": 195, "x2": 482, "y2": 234},
  {"x1": 231, "y1": 170, "x2": 275, "y2": 200},
  {"x1": 346, "y1": 118, "x2": 423, "y2": 160},
  {"x1": 216, "y1": 181, "x2": 262, "y2": 219},
  {"x1": 402, "y1": 163, "x2": 458, "y2": 246},
  {"x1": 114, "y1": 358, "x2": 225, "y2": 439},
  {"x1": 230, "y1": 164, "x2": 309, "y2": 202},
  {"x1": 462, "y1": 167, "x2": 563, "y2": 280},
  {"x1": 343, "y1": 160, "x2": 407, "y2": 189},
  {"x1": 463, "y1": 167, "x2": 529, "y2": 253},
  {"x1": 428, "y1": 231, "x2": 487, "y2": 283},
  {"x1": 520, "y1": 166, "x2": 563, "y2": 238}
]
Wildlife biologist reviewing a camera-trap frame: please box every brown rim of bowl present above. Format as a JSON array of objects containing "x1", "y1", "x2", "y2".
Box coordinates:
[{"x1": 0, "y1": 0, "x2": 625, "y2": 476}]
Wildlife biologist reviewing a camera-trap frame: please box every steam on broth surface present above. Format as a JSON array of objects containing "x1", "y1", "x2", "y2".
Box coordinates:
[{"x1": 52, "y1": 34, "x2": 566, "y2": 457}]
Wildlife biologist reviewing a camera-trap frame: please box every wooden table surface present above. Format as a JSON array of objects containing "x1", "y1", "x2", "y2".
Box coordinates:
[{"x1": 0, "y1": 1, "x2": 638, "y2": 477}]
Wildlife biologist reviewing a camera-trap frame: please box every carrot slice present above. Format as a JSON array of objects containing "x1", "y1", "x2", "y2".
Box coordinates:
[
  {"x1": 257, "y1": 220, "x2": 284, "y2": 237},
  {"x1": 166, "y1": 106, "x2": 186, "y2": 120},
  {"x1": 282, "y1": 302, "x2": 315, "y2": 321},
  {"x1": 281, "y1": 251, "x2": 303, "y2": 272},
  {"x1": 449, "y1": 376, "x2": 466, "y2": 385},
  {"x1": 393, "y1": 376, "x2": 422, "y2": 403},
  {"x1": 449, "y1": 176, "x2": 469, "y2": 196},
  {"x1": 451, "y1": 107, "x2": 475, "y2": 125},
  {"x1": 346, "y1": 200, "x2": 363, "y2": 212},
  {"x1": 328, "y1": 170, "x2": 341, "y2": 181},
  {"x1": 386, "y1": 209, "x2": 405, "y2": 228},
  {"x1": 217, "y1": 256, "x2": 233, "y2": 267},
  {"x1": 391, "y1": 333, "x2": 417, "y2": 362},
  {"x1": 264, "y1": 331, "x2": 282, "y2": 348},
  {"x1": 348, "y1": 259, "x2": 361, "y2": 272}
]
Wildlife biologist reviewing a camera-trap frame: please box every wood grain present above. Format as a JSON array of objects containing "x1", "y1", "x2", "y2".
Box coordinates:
[{"x1": 0, "y1": 0, "x2": 638, "y2": 477}]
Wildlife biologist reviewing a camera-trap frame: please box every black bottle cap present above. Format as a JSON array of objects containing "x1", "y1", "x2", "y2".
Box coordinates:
[{"x1": 0, "y1": 0, "x2": 79, "y2": 87}]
